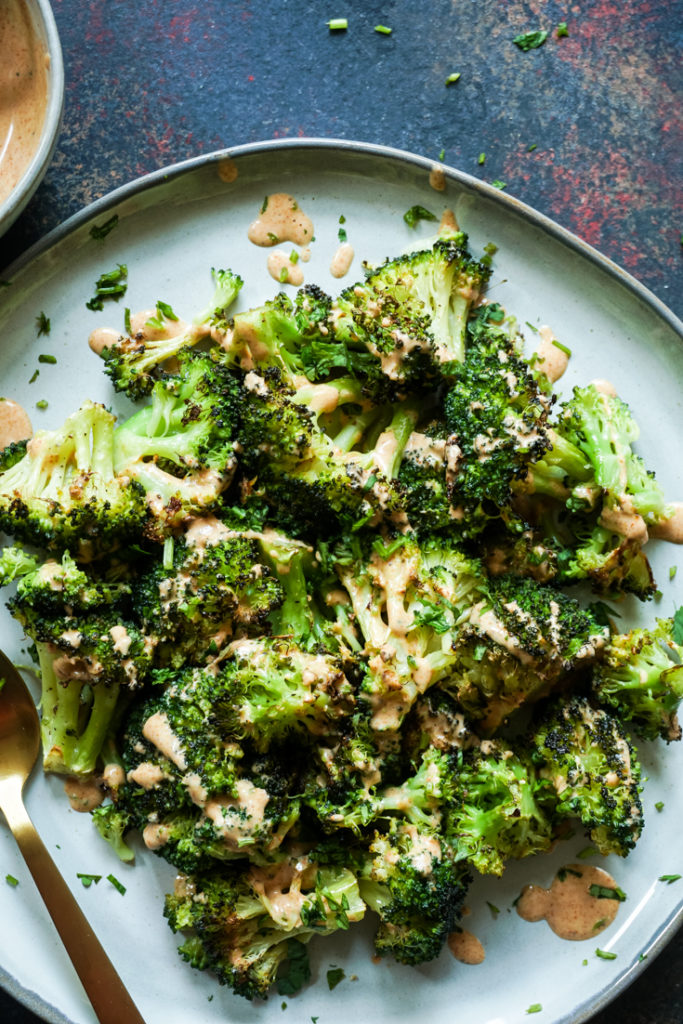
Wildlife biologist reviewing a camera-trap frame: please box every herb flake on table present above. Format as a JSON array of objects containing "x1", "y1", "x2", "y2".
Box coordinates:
[
  {"x1": 403, "y1": 205, "x2": 437, "y2": 228},
  {"x1": 659, "y1": 874, "x2": 681, "y2": 884},
  {"x1": 36, "y1": 400, "x2": 48, "y2": 410},
  {"x1": 513, "y1": 30, "x2": 548, "y2": 51},
  {"x1": 445, "y1": 72, "x2": 461, "y2": 85},
  {"x1": 526, "y1": 1005, "x2": 542, "y2": 1015},
  {"x1": 38, "y1": 354, "x2": 57, "y2": 364},
  {"x1": 491, "y1": 180, "x2": 507, "y2": 190},
  {"x1": 107, "y1": 873, "x2": 126, "y2": 895},
  {"x1": 77, "y1": 872, "x2": 102, "y2": 888},
  {"x1": 595, "y1": 948, "x2": 617, "y2": 960},
  {"x1": 5, "y1": 874, "x2": 19, "y2": 887},
  {"x1": 89, "y1": 214, "x2": 119, "y2": 240},
  {"x1": 276, "y1": 939, "x2": 311, "y2": 996},
  {"x1": 557, "y1": 22, "x2": 569, "y2": 38},
  {"x1": 86, "y1": 264, "x2": 128, "y2": 311},
  {"x1": 374, "y1": 24, "x2": 392, "y2": 34},
  {"x1": 478, "y1": 152, "x2": 486, "y2": 164},
  {"x1": 35, "y1": 312, "x2": 50, "y2": 336},
  {"x1": 327, "y1": 18, "x2": 348, "y2": 31},
  {"x1": 326, "y1": 965, "x2": 345, "y2": 990}
]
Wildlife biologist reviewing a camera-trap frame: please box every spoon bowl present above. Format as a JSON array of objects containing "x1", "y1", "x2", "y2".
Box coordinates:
[{"x1": 0, "y1": 651, "x2": 146, "y2": 1024}]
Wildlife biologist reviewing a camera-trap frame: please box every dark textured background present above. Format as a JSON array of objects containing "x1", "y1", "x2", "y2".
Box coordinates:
[{"x1": 1, "y1": 1, "x2": 682, "y2": 1022}]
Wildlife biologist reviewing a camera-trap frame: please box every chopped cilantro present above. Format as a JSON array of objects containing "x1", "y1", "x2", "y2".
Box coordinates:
[
  {"x1": 36, "y1": 400, "x2": 48, "y2": 410},
  {"x1": 595, "y1": 948, "x2": 617, "y2": 960},
  {"x1": 28, "y1": 369, "x2": 39, "y2": 384},
  {"x1": 526, "y1": 1006, "x2": 542, "y2": 1015},
  {"x1": 327, "y1": 965, "x2": 345, "y2": 990},
  {"x1": 86, "y1": 264, "x2": 128, "y2": 311},
  {"x1": 145, "y1": 300, "x2": 179, "y2": 330},
  {"x1": 260, "y1": 196, "x2": 269, "y2": 214},
  {"x1": 107, "y1": 873, "x2": 126, "y2": 895},
  {"x1": 124, "y1": 307, "x2": 132, "y2": 335},
  {"x1": 438, "y1": 148, "x2": 445, "y2": 160},
  {"x1": 655, "y1": 801, "x2": 664, "y2": 812},
  {"x1": 374, "y1": 24, "x2": 392, "y2": 34},
  {"x1": 281, "y1": 1001, "x2": 287, "y2": 1011},
  {"x1": 527, "y1": 143, "x2": 538, "y2": 152},
  {"x1": 639, "y1": 953, "x2": 648, "y2": 962},
  {"x1": 279, "y1": 267, "x2": 289, "y2": 283},
  {"x1": 403, "y1": 205, "x2": 437, "y2": 228},
  {"x1": 582, "y1": 959, "x2": 588, "y2": 966},
  {"x1": 77, "y1": 873, "x2": 102, "y2": 888},
  {"x1": 38, "y1": 354, "x2": 57, "y2": 364},
  {"x1": 35, "y1": 312, "x2": 50, "y2": 336},
  {"x1": 557, "y1": 21, "x2": 569, "y2": 37},
  {"x1": 327, "y1": 18, "x2": 348, "y2": 31},
  {"x1": 5, "y1": 874, "x2": 19, "y2": 887},
  {"x1": 276, "y1": 939, "x2": 311, "y2": 996},
  {"x1": 659, "y1": 874, "x2": 681, "y2": 884},
  {"x1": 487, "y1": 901, "x2": 500, "y2": 918},
  {"x1": 513, "y1": 30, "x2": 548, "y2": 51},
  {"x1": 338, "y1": 225, "x2": 348, "y2": 243},
  {"x1": 445, "y1": 72, "x2": 461, "y2": 85},
  {"x1": 672, "y1": 607, "x2": 683, "y2": 645},
  {"x1": 478, "y1": 152, "x2": 486, "y2": 165},
  {"x1": 491, "y1": 179, "x2": 507, "y2": 190},
  {"x1": 670, "y1": 566, "x2": 677, "y2": 580},
  {"x1": 89, "y1": 214, "x2": 119, "y2": 240},
  {"x1": 589, "y1": 884, "x2": 626, "y2": 902}
]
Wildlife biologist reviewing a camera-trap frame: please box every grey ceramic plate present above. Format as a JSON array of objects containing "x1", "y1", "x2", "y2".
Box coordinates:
[{"x1": 1, "y1": 140, "x2": 682, "y2": 1024}]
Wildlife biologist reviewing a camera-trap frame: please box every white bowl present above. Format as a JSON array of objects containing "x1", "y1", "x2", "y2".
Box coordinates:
[{"x1": 0, "y1": 0, "x2": 64, "y2": 237}]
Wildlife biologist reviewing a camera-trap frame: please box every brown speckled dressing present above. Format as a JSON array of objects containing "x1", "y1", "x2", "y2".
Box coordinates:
[
  {"x1": 448, "y1": 929, "x2": 485, "y2": 964},
  {"x1": 517, "y1": 864, "x2": 621, "y2": 941},
  {"x1": 0, "y1": 397, "x2": 32, "y2": 447},
  {"x1": 0, "y1": 0, "x2": 48, "y2": 204}
]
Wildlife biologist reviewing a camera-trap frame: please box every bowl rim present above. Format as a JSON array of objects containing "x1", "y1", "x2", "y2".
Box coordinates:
[{"x1": 0, "y1": 0, "x2": 65, "y2": 236}]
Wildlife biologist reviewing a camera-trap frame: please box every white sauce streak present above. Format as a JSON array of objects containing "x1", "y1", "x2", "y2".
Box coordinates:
[{"x1": 330, "y1": 242, "x2": 354, "y2": 278}]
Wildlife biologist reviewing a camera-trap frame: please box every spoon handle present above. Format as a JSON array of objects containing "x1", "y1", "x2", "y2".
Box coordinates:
[{"x1": 1, "y1": 786, "x2": 146, "y2": 1024}]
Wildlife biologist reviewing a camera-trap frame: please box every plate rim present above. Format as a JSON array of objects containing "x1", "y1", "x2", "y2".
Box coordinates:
[
  {"x1": 3, "y1": 137, "x2": 682, "y2": 338},
  {"x1": 1, "y1": 136, "x2": 682, "y2": 1024}
]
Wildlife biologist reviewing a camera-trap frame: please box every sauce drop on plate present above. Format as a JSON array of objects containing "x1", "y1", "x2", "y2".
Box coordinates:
[
  {"x1": 0, "y1": 397, "x2": 32, "y2": 447},
  {"x1": 516, "y1": 864, "x2": 622, "y2": 941},
  {"x1": 248, "y1": 193, "x2": 314, "y2": 247},
  {"x1": 448, "y1": 928, "x2": 485, "y2": 964}
]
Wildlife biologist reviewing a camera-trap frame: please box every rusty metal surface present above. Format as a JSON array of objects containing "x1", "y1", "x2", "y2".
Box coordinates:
[{"x1": 1, "y1": 1, "x2": 682, "y2": 1022}]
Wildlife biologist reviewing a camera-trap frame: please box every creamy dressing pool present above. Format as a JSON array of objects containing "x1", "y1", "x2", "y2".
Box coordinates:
[{"x1": 0, "y1": 0, "x2": 49, "y2": 205}]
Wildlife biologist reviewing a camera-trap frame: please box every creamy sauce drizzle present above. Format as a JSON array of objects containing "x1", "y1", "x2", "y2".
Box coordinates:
[
  {"x1": 535, "y1": 326, "x2": 569, "y2": 383},
  {"x1": 216, "y1": 157, "x2": 238, "y2": 182},
  {"x1": 650, "y1": 502, "x2": 683, "y2": 544},
  {"x1": 267, "y1": 249, "x2": 304, "y2": 286},
  {"x1": 0, "y1": 398, "x2": 32, "y2": 447},
  {"x1": 516, "y1": 864, "x2": 621, "y2": 941},
  {"x1": 88, "y1": 327, "x2": 121, "y2": 356},
  {"x1": 0, "y1": 0, "x2": 49, "y2": 205},
  {"x1": 448, "y1": 929, "x2": 485, "y2": 964},
  {"x1": 248, "y1": 193, "x2": 314, "y2": 247},
  {"x1": 330, "y1": 242, "x2": 354, "y2": 278},
  {"x1": 63, "y1": 776, "x2": 103, "y2": 812},
  {"x1": 429, "y1": 164, "x2": 446, "y2": 191}
]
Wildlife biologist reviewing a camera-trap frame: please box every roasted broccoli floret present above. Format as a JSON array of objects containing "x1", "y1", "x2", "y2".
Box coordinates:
[
  {"x1": 0, "y1": 545, "x2": 131, "y2": 616},
  {"x1": 0, "y1": 402, "x2": 144, "y2": 556},
  {"x1": 445, "y1": 574, "x2": 608, "y2": 729},
  {"x1": 132, "y1": 525, "x2": 282, "y2": 665},
  {"x1": 100, "y1": 268, "x2": 243, "y2": 399},
  {"x1": 519, "y1": 384, "x2": 672, "y2": 598},
  {"x1": 334, "y1": 534, "x2": 485, "y2": 731},
  {"x1": 359, "y1": 818, "x2": 471, "y2": 965},
  {"x1": 593, "y1": 619, "x2": 683, "y2": 741},
  {"x1": 331, "y1": 235, "x2": 491, "y2": 387},
  {"x1": 443, "y1": 303, "x2": 552, "y2": 531},
  {"x1": 443, "y1": 743, "x2": 554, "y2": 876},
  {"x1": 163, "y1": 846, "x2": 365, "y2": 1000},
  {"x1": 529, "y1": 696, "x2": 643, "y2": 856}
]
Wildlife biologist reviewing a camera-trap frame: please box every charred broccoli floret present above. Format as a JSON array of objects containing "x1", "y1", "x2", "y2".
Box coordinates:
[
  {"x1": 100, "y1": 268, "x2": 243, "y2": 399},
  {"x1": 0, "y1": 402, "x2": 144, "y2": 556},
  {"x1": 529, "y1": 696, "x2": 643, "y2": 856},
  {"x1": 593, "y1": 619, "x2": 683, "y2": 741}
]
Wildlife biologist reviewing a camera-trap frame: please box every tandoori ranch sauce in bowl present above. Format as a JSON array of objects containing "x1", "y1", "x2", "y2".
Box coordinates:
[{"x1": 0, "y1": 0, "x2": 63, "y2": 235}]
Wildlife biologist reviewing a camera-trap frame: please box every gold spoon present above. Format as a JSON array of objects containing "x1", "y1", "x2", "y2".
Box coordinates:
[{"x1": 0, "y1": 649, "x2": 146, "y2": 1024}]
